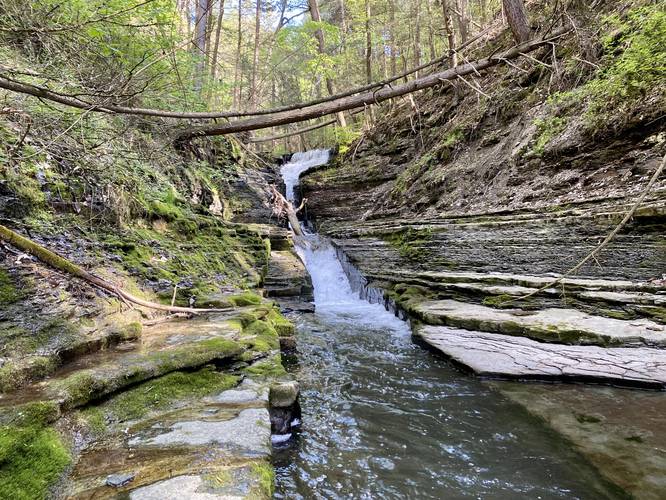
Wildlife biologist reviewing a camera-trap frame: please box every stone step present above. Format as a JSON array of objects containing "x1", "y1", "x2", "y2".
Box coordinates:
[
  {"x1": 264, "y1": 250, "x2": 313, "y2": 302},
  {"x1": 65, "y1": 379, "x2": 273, "y2": 499},
  {"x1": 0, "y1": 323, "x2": 245, "y2": 411},
  {"x1": 412, "y1": 299, "x2": 666, "y2": 346},
  {"x1": 366, "y1": 268, "x2": 665, "y2": 295},
  {"x1": 416, "y1": 325, "x2": 666, "y2": 389}
]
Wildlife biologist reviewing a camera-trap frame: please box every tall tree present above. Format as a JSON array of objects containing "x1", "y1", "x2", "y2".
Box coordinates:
[
  {"x1": 233, "y1": 0, "x2": 243, "y2": 109},
  {"x1": 439, "y1": 0, "x2": 457, "y2": 67},
  {"x1": 193, "y1": 0, "x2": 211, "y2": 91},
  {"x1": 503, "y1": 0, "x2": 531, "y2": 43},
  {"x1": 249, "y1": 0, "x2": 261, "y2": 110},
  {"x1": 456, "y1": 0, "x2": 469, "y2": 44},
  {"x1": 388, "y1": 0, "x2": 397, "y2": 76},
  {"x1": 365, "y1": 0, "x2": 372, "y2": 84},
  {"x1": 412, "y1": 0, "x2": 421, "y2": 77},
  {"x1": 425, "y1": 0, "x2": 437, "y2": 61},
  {"x1": 308, "y1": 0, "x2": 346, "y2": 127},
  {"x1": 209, "y1": 0, "x2": 226, "y2": 85}
]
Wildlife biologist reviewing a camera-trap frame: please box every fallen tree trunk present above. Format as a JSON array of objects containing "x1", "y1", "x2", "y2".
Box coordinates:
[
  {"x1": 248, "y1": 109, "x2": 365, "y2": 143},
  {"x1": 249, "y1": 117, "x2": 337, "y2": 143},
  {"x1": 178, "y1": 27, "x2": 569, "y2": 139},
  {"x1": 0, "y1": 224, "x2": 234, "y2": 314},
  {"x1": 269, "y1": 186, "x2": 305, "y2": 236},
  {"x1": 0, "y1": 26, "x2": 559, "y2": 126}
]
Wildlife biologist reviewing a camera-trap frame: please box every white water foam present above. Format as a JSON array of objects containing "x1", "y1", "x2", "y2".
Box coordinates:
[
  {"x1": 281, "y1": 150, "x2": 408, "y2": 333},
  {"x1": 281, "y1": 149, "x2": 330, "y2": 202}
]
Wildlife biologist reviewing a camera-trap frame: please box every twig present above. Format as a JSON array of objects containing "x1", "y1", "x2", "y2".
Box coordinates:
[
  {"x1": 456, "y1": 74, "x2": 491, "y2": 99},
  {"x1": 507, "y1": 153, "x2": 666, "y2": 304}
]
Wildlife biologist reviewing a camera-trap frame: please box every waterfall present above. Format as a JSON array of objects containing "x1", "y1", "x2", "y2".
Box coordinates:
[
  {"x1": 280, "y1": 149, "x2": 407, "y2": 331},
  {"x1": 280, "y1": 148, "x2": 330, "y2": 202}
]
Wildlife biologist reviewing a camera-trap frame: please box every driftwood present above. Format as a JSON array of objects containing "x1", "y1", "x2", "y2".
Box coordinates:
[
  {"x1": 178, "y1": 28, "x2": 569, "y2": 139},
  {"x1": 0, "y1": 224, "x2": 234, "y2": 314},
  {"x1": 270, "y1": 185, "x2": 306, "y2": 236}
]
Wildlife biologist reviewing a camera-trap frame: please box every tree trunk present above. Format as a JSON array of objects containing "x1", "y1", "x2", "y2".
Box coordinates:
[
  {"x1": 425, "y1": 0, "x2": 437, "y2": 61},
  {"x1": 249, "y1": 0, "x2": 261, "y2": 110},
  {"x1": 233, "y1": 0, "x2": 242, "y2": 109},
  {"x1": 365, "y1": 0, "x2": 372, "y2": 84},
  {"x1": 389, "y1": 0, "x2": 397, "y2": 76},
  {"x1": 204, "y1": 0, "x2": 215, "y2": 73},
  {"x1": 308, "y1": 0, "x2": 346, "y2": 127},
  {"x1": 413, "y1": 0, "x2": 421, "y2": 77},
  {"x1": 209, "y1": 0, "x2": 226, "y2": 85},
  {"x1": 337, "y1": 0, "x2": 347, "y2": 49},
  {"x1": 456, "y1": 0, "x2": 469, "y2": 43},
  {"x1": 503, "y1": 0, "x2": 531, "y2": 43},
  {"x1": 178, "y1": 30, "x2": 563, "y2": 139},
  {"x1": 440, "y1": 0, "x2": 457, "y2": 67},
  {"x1": 193, "y1": 0, "x2": 210, "y2": 91}
]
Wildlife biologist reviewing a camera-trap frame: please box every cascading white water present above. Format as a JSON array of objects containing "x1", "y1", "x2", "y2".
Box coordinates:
[
  {"x1": 281, "y1": 149, "x2": 407, "y2": 331},
  {"x1": 275, "y1": 152, "x2": 619, "y2": 499},
  {"x1": 280, "y1": 149, "x2": 330, "y2": 201}
]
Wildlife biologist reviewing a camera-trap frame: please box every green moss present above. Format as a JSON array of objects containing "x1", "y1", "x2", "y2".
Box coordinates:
[
  {"x1": 242, "y1": 320, "x2": 279, "y2": 353},
  {"x1": 230, "y1": 292, "x2": 262, "y2": 307},
  {"x1": 0, "y1": 401, "x2": 61, "y2": 428},
  {"x1": 482, "y1": 294, "x2": 516, "y2": 309},
  {"x1": 639, "y1": 306, "x2": 666, "y2": 323},
  {"x1": 250, "y1": 461, "x2": 275, "y2": 498},
  {"x1": 54, "y1": 337, "x2": 243, "y2": 409},
  {"x1": 551, "y1": 6, "x2": 666, "y2": 131},
  {"x1": 441, "y1": 127, "x2": 464, "y2": 148},
  {"x1": 383, "y1": 228, "x2": 433, "y2": 261},
  {"x1": 0, "y1": 269, "x2": 21, "y2": 304},
  {"x1": 267, "y1": 309, "x2": 295, "y2": 337},
  {"x1": 83, "y1": 367, "x2": 239, "y2": 424},
  {"x1": 243, "y1": 355, "x2": 286, "y2": 378},
  {"x1": 102, "y1": 223, "x2": 268, "y2": 306},
  {"x1": 531, "y1": 116, "x2": 567, "y2": 157},
  {"x1": 117, "y1": 321, "x2": 142, "y2": 340},
  {"x1": 148, "y1": 191, "x2": 185, "y2": 222},
  {"x1": 0, "y1": 421, "x2": 70, "y2": 500}
]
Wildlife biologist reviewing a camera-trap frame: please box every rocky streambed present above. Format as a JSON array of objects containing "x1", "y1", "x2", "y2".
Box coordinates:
[{"x1": 285, "y1": 149, "x2": 666, "y2": 499}]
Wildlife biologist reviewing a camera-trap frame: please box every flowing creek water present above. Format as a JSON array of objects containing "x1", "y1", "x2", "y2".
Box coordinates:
[{"x1": 273, "y1": 150, "x2": 622, "y2": 499}]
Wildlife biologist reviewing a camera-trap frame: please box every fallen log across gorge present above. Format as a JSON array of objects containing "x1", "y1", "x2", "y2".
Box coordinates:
[
  {"x1": 177, "y1": 27, "x2": 569, "y2": 140},
  {"x1": 0, "y1": 224, "x2": 235, "y2": 314}
]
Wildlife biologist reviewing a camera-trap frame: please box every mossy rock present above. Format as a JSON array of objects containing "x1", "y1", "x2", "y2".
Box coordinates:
[
  {"x1": 0, "y1": 400, "x2": 70, "y2": 500},
  {"x1": 80, "y1": 366, "x2": 239, "y2": 426},
  {"x1": 0, "y1": 268, "x2": 21, "y2": 305}
]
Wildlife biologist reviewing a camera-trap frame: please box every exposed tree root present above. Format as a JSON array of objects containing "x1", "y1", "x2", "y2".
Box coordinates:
[{"x1": 0, "y1": 224, "x2": 235, "y2": 314}]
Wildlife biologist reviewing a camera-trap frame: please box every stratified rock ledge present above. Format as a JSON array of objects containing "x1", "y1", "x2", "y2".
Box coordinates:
[{"x1": 416, "y1": 325, "x2": 666, "y2": 390}]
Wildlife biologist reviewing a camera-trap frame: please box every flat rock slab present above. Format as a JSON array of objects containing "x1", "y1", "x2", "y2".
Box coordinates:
[
  {"x1": 129, "y1": 408, "x2": 270, "y2": 455},
  {"x1": 415, "y1": 299, "x2": 666, "y2": 346},
  {"x1": 129, "y1": 467, "x2": 257, "y2": 500},
  {"x1": 208, "y1": 379, "x2": 268, "y2": 405},
  {"x1": 495, "y1": 382, "x2": 666, "y2": 500},
  {"x1": 418, "y1": 325, "x2": 666, "y2": 389},
  {"x1": 264, "y1": 250, "x2": 313, "y2": 300}
]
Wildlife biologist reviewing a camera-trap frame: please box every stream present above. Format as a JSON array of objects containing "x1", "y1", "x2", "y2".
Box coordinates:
[{"x1": 273, "y1": 150, "x2": 621, "y2": 499}]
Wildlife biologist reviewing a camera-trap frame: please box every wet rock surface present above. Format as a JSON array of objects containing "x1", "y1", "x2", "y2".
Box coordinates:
[
  {"x1": 298, "y1": 117, "x2": 666, "y2": 498},
  {"x1": 417, "y1": 325, "x2": 666, "y2": 389},
  {"x1": 495, "y1": 381, "x2": 666, "y2": 500}
]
